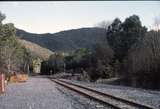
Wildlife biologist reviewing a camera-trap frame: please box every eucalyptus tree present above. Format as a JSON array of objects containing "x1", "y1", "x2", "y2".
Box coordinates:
[
  {"x1": 0, "y1": 12, "x2": 30, "y2": 75},
  {"x1": 107, "y1": 15, "x2": 147, "y2": 62}
]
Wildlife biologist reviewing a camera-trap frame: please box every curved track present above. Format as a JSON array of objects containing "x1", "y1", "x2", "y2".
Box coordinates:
[{"x1": 51, "y1": 79, "x2": 156, "y2": 109}]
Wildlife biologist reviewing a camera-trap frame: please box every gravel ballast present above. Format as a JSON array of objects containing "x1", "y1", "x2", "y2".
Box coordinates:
[
  {"x1": 56, "y1": 84, "x2": 111, "y2": 109},
  {"x1": 63, "y1": 79, "x2": 160, "y2": 109}
]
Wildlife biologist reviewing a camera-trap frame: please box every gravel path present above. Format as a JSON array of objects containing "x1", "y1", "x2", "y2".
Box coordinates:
[
  {"x1": 0, "y1": 77, "x2": 74, "y2": 109},
  {"x1": 63, "y1": 79, "x2": 160, "y2": 109},
  {"x1": 0, "y1": 77, "x2": 111, "y2": 109}
]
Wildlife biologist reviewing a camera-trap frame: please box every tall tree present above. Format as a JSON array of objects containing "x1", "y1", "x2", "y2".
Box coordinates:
[
  {"x1": 0, "y1": 12, "x2": 30, "y2": 75},
  {"x1": 107, "y1": 15, "x2": 147, "y2": 61},
  {"x1": 128, "y1": 30, "x2": 160, "y2": 89},
  {"x1": 106, "y1": 18, "x2": 122, "y2": 61}
]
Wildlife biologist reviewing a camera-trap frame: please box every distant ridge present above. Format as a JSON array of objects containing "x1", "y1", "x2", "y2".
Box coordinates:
[{"x1": 16, "y1": 27, "x2": 107, "y2": 52}]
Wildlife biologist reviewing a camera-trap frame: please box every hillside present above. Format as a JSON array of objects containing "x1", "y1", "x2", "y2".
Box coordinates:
[
  {"x1": 18, "y1": 39, "x2": 54, "y2": 60},
  {"x1": 16, "y1": 28, "x2": 107, "y2": 52}
]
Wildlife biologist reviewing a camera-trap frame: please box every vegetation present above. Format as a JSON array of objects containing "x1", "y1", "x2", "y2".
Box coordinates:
[
  {"x1": 127, "y1": 31, "x2": 160, "y2": 89},
  {"x1": 41, "y1": 14, "x2": 160, "y2": 89},
  {"x1": 41, "y1": 52, "x2": 65, "y2": 75},
  {"x1": 105, "y1": 15, "x2": 160, "y2": 89},
  {"x1": 0, "y1": 12, "x2": 31, "y2": 76},
  {"x1": 18, "y1": 39, "x2": 54, "y2": 60},
  {"x1": 16, "y1": 28, "x2": 106, "y2": 52},
  {"x1": 107, "y1": 15, "x2": 147, "y2": 62},
  {"x1": 1, "y1": 10, "x2": 160, "y2": 89}
]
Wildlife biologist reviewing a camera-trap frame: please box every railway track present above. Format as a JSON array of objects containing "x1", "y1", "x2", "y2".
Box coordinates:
[{"x1": 51, "y1": 79, "x2": 156, "y2": 109}]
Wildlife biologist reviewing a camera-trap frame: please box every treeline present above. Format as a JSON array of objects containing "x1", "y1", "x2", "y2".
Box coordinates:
[
  {"x1": 42, "y1": 14, "x2": 160, "y2": 89},
  {"x1": 0, "y1": 12, "x2": 31, "y2": 76},
  {"x1": 127, "y1": 31, "x2": 160, "y2": 89},
  {"x1": 105, "y1": 15, "x2": 160, "y2": 89}
]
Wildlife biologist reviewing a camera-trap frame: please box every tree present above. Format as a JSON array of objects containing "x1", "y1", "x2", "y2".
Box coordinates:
[
  {"x1": 47, "y1": 53, "x2": 65, "y2": 74},
  {"x1": 122, "y1": 15, "x2": 147, "y2": 52},
  {"x1": 107, "y1": 15, "x2": 147, "y2": 62},
  {"x1": 94, "y1": 43, "x2": 113, "y2": 64},
  {"x1": 0, "y1": 12, "x2": 30, "y2": 75},
  {"x1": 32, "y1": 57, "x2": 42, "y2": 74},
  {"x1": 93, "y1": 43, "x2": 114, "y2": 78},
  {"x1": 106, "y1": 18, "x2": 123, "y2": 61},
  {"x1": 0, "y1": 13, "x2": 17, "y2": 74},
  {"x1": 128, "y1": 30, "x2": 160, "y2": 89}
]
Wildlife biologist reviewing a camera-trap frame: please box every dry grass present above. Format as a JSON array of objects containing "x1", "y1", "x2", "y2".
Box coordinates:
[
  {"x1": 9, "y1": 74, "x2": 28, "y2": 83},
  {"x1": 18, "y1": 39, "x2": 54, "y2": 60}
]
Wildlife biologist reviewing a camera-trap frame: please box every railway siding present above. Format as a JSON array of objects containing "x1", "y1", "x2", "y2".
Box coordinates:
[
  {"x1": 61, "y1": 79, "x2": 160, "y2": 109},
  {"x1": 52, "y1": 79, "x2": 158, "y2": 109}
]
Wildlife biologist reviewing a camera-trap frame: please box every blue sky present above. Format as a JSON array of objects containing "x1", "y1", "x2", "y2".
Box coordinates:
[{"x1": 0, "y1": 1, "x2": 160, "y2": 33}]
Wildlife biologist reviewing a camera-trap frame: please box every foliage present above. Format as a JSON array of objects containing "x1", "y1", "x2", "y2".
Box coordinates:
[
  {"x1": 8, "y1": 12, "x2": 158, "y2": 89},
  {"x1": 127, "y1": 30, "x2": 160, "y2": 89},
  {"x1": 16, "y1": 28, "x2": 106, "y2": 52},
  {"x1": 0, "y1": 12, "x2": 30, "y2": 75},
  {"x1": 107, "y1": 15, "x2": 147, "y2": 62},
  {"x1": 32, "y1": 57, "x2": 42, "y2": 73},
  {"x1": 18, "y1": 39, "x2": 54, "y2": 60},
  {"x1": 41, "y1": 53, "x2": 65, "y2": 75}
]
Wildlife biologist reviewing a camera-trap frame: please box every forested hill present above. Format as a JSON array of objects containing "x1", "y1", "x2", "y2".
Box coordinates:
[
  {"x1": 16, "y1": 28, "x2": 106, "y2": 52},
  {"x1": 18, "y1": 39, "x2": 54, "y2": 60}
]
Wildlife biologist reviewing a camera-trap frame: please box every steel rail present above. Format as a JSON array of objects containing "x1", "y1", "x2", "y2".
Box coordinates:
[{"x1": 51, "y1": 79, "x2": 156, "y2": 109}]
